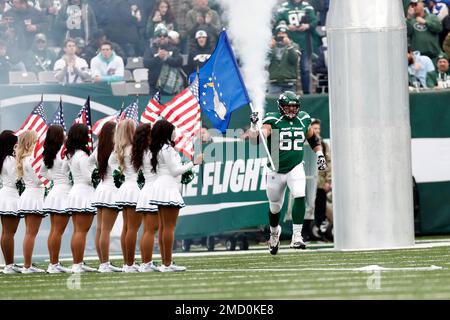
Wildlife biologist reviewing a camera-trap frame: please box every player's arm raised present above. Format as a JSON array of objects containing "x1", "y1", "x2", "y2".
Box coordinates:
[
  {"x1": 306, "y1": 125, "x2": 327, "y2": 171},
  {"x1": 248, "y1": 111, "x2": 272, "y2": 143}
]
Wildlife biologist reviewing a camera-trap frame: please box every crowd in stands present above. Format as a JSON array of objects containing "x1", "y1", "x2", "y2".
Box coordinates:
[{"x1": 0, "y1": 0, "x2": 449, "y2": 93}]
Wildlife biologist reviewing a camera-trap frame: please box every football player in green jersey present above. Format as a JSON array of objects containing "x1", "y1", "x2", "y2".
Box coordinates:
[{"x1": 249, "y1": 91, "x2": 326, "y2": 254}]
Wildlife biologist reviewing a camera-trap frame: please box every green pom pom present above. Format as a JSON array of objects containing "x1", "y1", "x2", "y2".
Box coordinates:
[
  {"x1": 113, "y1": 168, "x2": 125, "y2": 188},
  {"x1": 15, "y1": 178, "x2": 25, "y2": 196},
  {"x1": 137, "y1": 169, "x2": 145, "y2": 190},
  {"x1": 181, "y1": 169, "x2": 195, "y2": 185},
  {"x1": 92, "y1": 168, "x2": 101, "y2": 189},
  {"x1": 44, "y1": 180, "x2": 54, "y2": 198}
]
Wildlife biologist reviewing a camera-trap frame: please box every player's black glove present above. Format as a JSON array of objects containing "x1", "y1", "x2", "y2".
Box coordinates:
[
  {"x1": 317, "y1": 154, "x2": 327, "y2": 171},
  {"x1": 250, "y1": 111, "x2": 259, "y2": 124}
]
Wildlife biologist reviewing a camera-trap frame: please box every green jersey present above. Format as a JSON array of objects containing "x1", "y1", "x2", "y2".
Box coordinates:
[{"x1": 263, "y1": 110, "x2": 311, "y2": 174}]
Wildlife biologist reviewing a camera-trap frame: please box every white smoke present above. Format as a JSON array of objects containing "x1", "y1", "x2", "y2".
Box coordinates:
[{"x1": 218, "y1": 0, "x2": 277, "y2": 116}]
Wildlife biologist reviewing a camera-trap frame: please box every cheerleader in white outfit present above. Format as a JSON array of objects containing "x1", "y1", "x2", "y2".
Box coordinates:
[
  {"x1": 147, "y1": 120, "x2": 203, "y2": 272},
  {"x1": 133, "y1": 124, "x2": 160, "y2": 272},
  {"x1": 114, "y1": 119, "x2": 141, "y2": 272},
  {"x1": 39, "y1": 125, "x2": 72, "y2": 273},
  {"x1": 88, "y1": 121, "x2": 122, "y2": 273},
  {"x1": 65, "y1": 123, "x2": 97, "y2": 273},
  {"x1": 0, "y1": 130, "x2": 22, "y2": 274},
  {"x1": 16, "y1": 130, "x2": 46, "y2": 274}
]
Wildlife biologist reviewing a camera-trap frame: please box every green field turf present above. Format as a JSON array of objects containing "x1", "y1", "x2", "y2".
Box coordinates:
[{"x1": 1, "y1": 242, "x2": 450, "y2": 300}]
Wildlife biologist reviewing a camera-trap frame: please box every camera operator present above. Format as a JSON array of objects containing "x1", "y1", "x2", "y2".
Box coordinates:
[
  {"x1": 268, "y1": 23, "x2": 300, "y2": 95},
  {"x1": 143, "y1": 25, "x2": 184, "y2": 96}
]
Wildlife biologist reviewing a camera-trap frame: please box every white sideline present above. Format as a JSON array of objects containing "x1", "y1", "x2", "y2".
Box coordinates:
[{"x1": 188, "y1": 265, "x2": 443, "y2": 272}]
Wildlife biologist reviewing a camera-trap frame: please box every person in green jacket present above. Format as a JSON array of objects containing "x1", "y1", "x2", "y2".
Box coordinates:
[
  {"x1": 268, "y1": 23, "x2": 301, "y2": 95},
  {"x1": 426, "y1": 52, "x2": 450, "y2": 88},
  {"x1": 274, "y1": 0, "x2": 318, "y2": 94},
  {"x1": 406, "y1": 0, "x2": 443, "y2": 61}
]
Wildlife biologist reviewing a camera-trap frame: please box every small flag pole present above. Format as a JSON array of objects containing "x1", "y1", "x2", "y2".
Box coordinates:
[{"x1": 249, "y1": 104, "x2": 276, "y2": 170}]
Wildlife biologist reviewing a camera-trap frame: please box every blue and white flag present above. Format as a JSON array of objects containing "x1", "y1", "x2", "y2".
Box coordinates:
[
  {"x1": 197, "y1": 30, "x2": 251, "y2": 133},
  {"x1": 49, "y1": 98, "x2": 67, "y2": 132}
]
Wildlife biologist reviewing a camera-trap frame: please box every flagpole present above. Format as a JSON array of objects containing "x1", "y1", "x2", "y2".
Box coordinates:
[{"x1": 249, "y1": 102, "x2": 276, "y2": 170}]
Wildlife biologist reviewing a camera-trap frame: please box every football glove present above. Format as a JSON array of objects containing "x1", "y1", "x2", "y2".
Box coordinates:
[
  {"x1": 250, "y1": 111, "x2": 259, "y2": 124},
  {"x1": 317, "y1": 154, "x2": 327, "y2": 171}
]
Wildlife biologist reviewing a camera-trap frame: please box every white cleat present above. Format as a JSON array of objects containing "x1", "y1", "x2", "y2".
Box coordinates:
[
  {"x1": 2, "y1": 264, "x2": 23, "y2": 274},
  {"x1": 158, "y1": 262, "x2": 186, "y2": 273},
  {"x1": 268, "y1": 225, "x2": 281, "y2": 255},
  {"x1": 123, "y1": 264, "x2": 139, "y2": 273},
  {"x1": 98, "y1": 262, "x2": 122, "y2": 273},
  {"x1": 290, "y1": 231, "x2": 307, "y2": 250},
  {"x1": 139, "y1": 261, "x2": 159, "y2": 273},
  {"x1": 72, "y1": 262, "x2": 97, "y2": 273},
  {"x1": 22, "y1": 265, "x2": 46, "y2": 274},
  {"x1": 47, "y1": 262, "x2": 72, "y2": 274}
]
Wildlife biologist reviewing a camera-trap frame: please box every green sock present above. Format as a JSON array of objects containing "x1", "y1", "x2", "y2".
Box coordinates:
[{"x1": 292, "y1": 197, "x2": 306, "y2": 225}]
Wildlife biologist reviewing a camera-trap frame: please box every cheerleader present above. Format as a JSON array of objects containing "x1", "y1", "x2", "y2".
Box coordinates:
[
  {"x1": 147, "y1": 120, "x2": 203, "y2": 272},
  {"x1": 0, "y1": 130, "x2": 21, "y2": 274},
  {"x1": 16, "y1": 130, "x2": 46, "y2": 273},
  {"x1": 39, "y1": 125, "x2": 72, "y2": 273},
  {"x1": 115, "y1": 119, "x2": 141, "y2": 272},
  {"x1": 65, "y1": 123, "x2": 97, "y2": 273},
  {"x1": 132, "y1": 123, "x2": 161, "y2": 272},
  {"x1": 89, "y1": 122, "x2": 122, "y2": 273}
]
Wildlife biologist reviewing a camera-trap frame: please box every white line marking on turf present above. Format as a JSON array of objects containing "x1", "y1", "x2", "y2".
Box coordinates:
[{"x1": 188, "y1": 265, "x2": 443, "y2": 272}]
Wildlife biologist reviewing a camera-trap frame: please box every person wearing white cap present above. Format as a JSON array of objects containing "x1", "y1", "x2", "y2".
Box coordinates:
[{"x1": 186, "y1": 29, "x2": 212, "y2": 74}]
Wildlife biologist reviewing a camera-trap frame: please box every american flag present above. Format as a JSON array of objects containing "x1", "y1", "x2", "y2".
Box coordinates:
[
  {"x1": 119, "y1": 99, "x2": 140, "y2": 125},
  {"x1": 140, "y1": 92, "x2": 162, "y2": 125},
  {"x1": 15, "y1": 99, "x2": 50, "y2": 186},
  {"x1": 92, "y1": 102, "x2": 124, "y2": 136},
  {"x1": 160, "y1": 78, "x2": 201, "y2": 159},
  {"x1": 74, "y1": 96, "x2": 93, "y2": 151},
  {"x1": 49, "y1": 98, "x2": 67, "y2": 132}
]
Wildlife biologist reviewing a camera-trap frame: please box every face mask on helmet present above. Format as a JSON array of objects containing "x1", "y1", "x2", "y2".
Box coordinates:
[{"x1": 278, "y1": 91, "x2": 301, "y2": 119}]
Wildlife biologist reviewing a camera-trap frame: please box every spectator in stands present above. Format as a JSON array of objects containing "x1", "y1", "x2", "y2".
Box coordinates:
[
  {"x1": 444, "y1": 31, "x2": 450, "y2": 56},
  {"x1": 424, "y1": 0, "x2": 449, "y2": 21},
  {"x1": 53, "y1": 38, "x2": 90, "y2": 84},
  {"x1": 0, "y1": 39, "x2": 13, "y2": 84},
  {"x1": 24, "y1": 33, "x2": 57, "y2": 73},
  {"x1": 407, "y1": 0, "x2": 443, "y2": 62},
  {"x1": 83, "y1": 29, "x2": 125, "y2": 64},
  {"x1": 275, "y1": 0, "x2": 318, "y2": 95},
  {"x1": 0, "y1": 39, "x2": 26, "y2": 84},
  {"x1": 186, "y1": 29, "x2": 212, "y2": 75},
  {"x1": 426, "y1": 52, "x2": 450, "y2": 88},
  {"x1": 268, "y1": 24, "x2": 300, "y2": 95},
  {"x1": 186, "y1": 0, "x2": 221, "y2": 53},
  {"x1": 3, "y1": 0, "x2": 48, "y2": 56},
  {"x1": 314, "y1": 36, "x2": 328, "y2": 93},
  {"x1": 128, "y1": 0, "x2": 147, "y2": 55},
  {"x1": 439, "y1": 10, "x2": 450, "y2": 48},
  {"x1": 101, "y1": 0, "x2": 140, "y2": 59},
  {"x1": 168, "y1": 0, "x2": 193, "y2": 54},
  {"x1": 87, "y1": 0, "x2": 109, "y2": 30},
  {"x1": 408, "y1": 47, "x2": 435, "y2": 88},
  {"x1": 54, "y1": 0, "x2": 97, "y2": 45},
  {"x1": 74, "y1": 36, "x2": 87, "y2": 60},
  {"x1": 35, "y1": 0, "x2": 64, "y2": 46},
  {"x1": 146, "y1": 0, "x2": 177, "y2": 40},
  {"x1": 90, "y1": 40, "x2": 124, "y2": 83},
  {"x1": 143, "y1": 26, "x2": 184, "y2": 96}
]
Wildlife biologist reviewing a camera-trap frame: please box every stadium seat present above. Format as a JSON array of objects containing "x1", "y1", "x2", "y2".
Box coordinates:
[
  {"x1": 9, "y1": 72, "x2": 38, "y2": 84},
  {"x1": 126, "y1": 82, "x2": 149, "y2": 95},
  {"x1": 111, "y1": 81, "x2": 128, "y2": 96},
  {"x1": 124, "y1": 69, "x2": 134, "y2": 82},
  {"x1": 132, "y1": 68, "x2": 148, "y2": 82},
  {"x1": 38, "y1": 71, "x2": 58, "y2": 84},
  {"x1": 125, "y1": 57, "x2": 144, "y2": 70}
]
